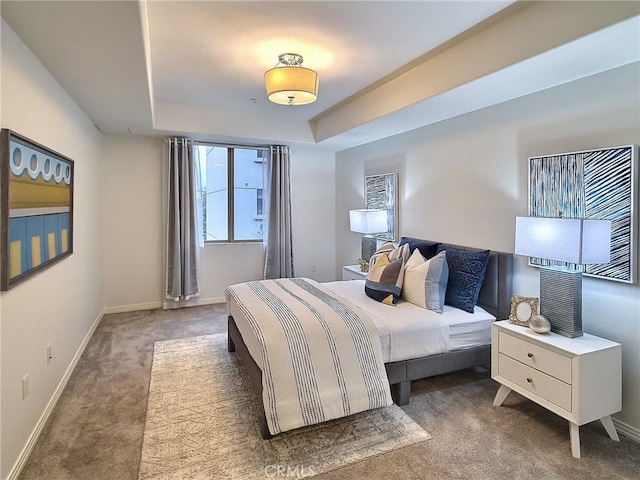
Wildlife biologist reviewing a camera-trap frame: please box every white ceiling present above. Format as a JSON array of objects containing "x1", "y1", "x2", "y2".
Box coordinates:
[{"x1": 2, "y1": 1, "x2": 639, "y2": 152}]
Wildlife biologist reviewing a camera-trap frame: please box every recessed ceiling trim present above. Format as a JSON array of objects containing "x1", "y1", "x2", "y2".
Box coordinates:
[{"x1": 310, "y1": 1, "x2": 640, "y2": 144}]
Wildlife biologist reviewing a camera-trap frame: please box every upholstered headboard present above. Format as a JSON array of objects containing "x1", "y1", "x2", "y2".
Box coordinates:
[{"x1": 399, "y1": 237, "x2": 513, "y2": 321}]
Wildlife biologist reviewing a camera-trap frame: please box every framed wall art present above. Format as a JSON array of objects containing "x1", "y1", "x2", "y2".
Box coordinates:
[
  {"x1": 365, "y1": 172, "x2": 397, "y2": 241},
  {"x1": 0, "y1": 129, "x2": 74, "y2": 290},
  {"x1": 528, "y1": 145, "x2": 637, "y2": 283}
]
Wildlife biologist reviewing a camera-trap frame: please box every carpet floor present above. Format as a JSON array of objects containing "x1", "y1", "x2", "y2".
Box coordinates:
[
  {"x1": 18, "y1": 304, "x2": 640, "y2": 479},
  {"x1": 138, "y1": 334, "x2": 430, "y2": 479}
]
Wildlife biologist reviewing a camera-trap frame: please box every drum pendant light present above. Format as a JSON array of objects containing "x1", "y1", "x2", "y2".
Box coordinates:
[{"x1": 264, "y1": 53, "x2": 319, "y2": 106}]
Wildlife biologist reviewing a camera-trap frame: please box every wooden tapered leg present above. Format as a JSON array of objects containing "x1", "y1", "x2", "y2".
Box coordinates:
[
  {"x1": 600, "y1": 416, "x2": 620, "y2": 441},
  {"x1": 569, "y1": 422, "x2": 581, "y2": 458},
  {"x1": 493, "y1": 384, "x2": 512, "y2": 407}
]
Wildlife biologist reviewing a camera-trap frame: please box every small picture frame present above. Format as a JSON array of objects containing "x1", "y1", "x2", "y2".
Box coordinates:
[{"x1": 508, "y1": 294, "x2": 539, "y2": 327}]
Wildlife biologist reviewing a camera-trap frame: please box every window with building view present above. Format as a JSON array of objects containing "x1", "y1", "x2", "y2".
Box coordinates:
[{"x1": 196, "y1": 144, "x2": 266, "y2": 242}]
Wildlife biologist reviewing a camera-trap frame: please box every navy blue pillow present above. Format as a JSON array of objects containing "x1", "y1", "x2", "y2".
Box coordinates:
[
  {"x1": 399, "y1": 237, "x2": 439, "y2": 260},
  {"x1": 437, "y1": 245, "x2": 490, "y2": 313}
]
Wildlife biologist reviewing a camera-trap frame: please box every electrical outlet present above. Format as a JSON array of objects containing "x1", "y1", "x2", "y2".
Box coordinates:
[
  {"x1": 47, "y1": 344, "x2": 53, "y2": 364},
  {"x1": 22, "y1": 375, "x2": 29, "y2": 400},
  {"x1": 312, "y1": 265, "x2": 317, "y2": 272}
]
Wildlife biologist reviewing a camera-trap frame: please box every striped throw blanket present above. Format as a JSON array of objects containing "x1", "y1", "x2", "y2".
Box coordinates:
[{"x1": 225, "y1": 278, "x2": 392, "y2": 435}]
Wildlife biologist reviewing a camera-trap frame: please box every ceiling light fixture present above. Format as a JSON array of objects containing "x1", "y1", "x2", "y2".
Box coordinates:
[{"x1": 264, "y1": 53, "x2": 319, "y2": 106}]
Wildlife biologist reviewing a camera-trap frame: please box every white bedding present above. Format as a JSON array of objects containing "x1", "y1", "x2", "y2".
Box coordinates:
[
  {"x1": 228, "y1": 279, "x2": 496, "y2": 368},
  {"x1": 324, "y1": 280, "x2": 449, "y2": 362},
  {"x1": 324, "y1": 280, "x2": 495, "y2": 362}
]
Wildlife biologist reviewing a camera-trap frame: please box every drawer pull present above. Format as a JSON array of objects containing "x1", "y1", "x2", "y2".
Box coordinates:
[
  {"x1": 527, "y1": 378, "x2": 533, "y2": 383},
  {"x1": 527, "y1": 353, "x2": 534, "y2": 358}
]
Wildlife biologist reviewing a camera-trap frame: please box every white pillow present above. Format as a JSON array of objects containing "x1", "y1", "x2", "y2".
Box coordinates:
[{"x1": 401, "y1": 249, "x2": 449, "y2": 313}]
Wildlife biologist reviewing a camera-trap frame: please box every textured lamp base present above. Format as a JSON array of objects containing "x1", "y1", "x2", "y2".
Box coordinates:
[
  {"x1": 540, "y1": 268, "x2": 583, "y2": 338},
  {"x1": 361, "y1": 236, "x2": 378, "y2": 265}
]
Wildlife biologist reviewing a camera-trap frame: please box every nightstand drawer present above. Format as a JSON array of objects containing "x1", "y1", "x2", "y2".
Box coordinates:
[
  {"x1": 499, "y1": 354, "x2": 572, "y2": 411},
  {"x1": 499, "y1": 331, "x2": 571, "y2": 383}
]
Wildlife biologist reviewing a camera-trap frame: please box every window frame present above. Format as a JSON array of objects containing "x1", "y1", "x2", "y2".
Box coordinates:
[{"x1": 195, "y1": 141, "x2": 268, "y2": 244}]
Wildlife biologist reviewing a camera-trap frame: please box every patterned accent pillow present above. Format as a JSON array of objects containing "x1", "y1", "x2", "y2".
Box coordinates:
[
  {"x1": 368, "y1": 240, "x2": 399, "y2": 264},
  {"x1": 365, "y1": 241, "x2": 410, "y2": 305},
  {"x1": 401, "y1": 249, "x2": 449, "y2": 313},
  {"x1": 437, "y1": 244, "x2": 490, "y2": 313}
]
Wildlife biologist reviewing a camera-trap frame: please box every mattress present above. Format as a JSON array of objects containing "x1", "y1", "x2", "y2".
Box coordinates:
[{"x1": 227, "y1": 279, "x2": 495, "y2": 366}]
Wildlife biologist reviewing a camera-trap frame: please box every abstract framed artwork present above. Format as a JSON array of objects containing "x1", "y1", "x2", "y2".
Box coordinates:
[
  {"x1": 528, "y1": 145, "x2": 637, "y2": 283},
  {"x1": 0, "y1": 129, "x2": 74, "y2": 290},
  {"x1": 365, "y1": 172, "x2": 397, "y2": 241}
]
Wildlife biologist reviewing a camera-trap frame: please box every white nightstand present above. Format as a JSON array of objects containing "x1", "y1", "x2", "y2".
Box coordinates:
[
  {"x1": 491, "y1": 320, "x2": 621, "y2": 458},
  {"x1": 342, "y1": 265, "x2": 368, "y2": 281}
]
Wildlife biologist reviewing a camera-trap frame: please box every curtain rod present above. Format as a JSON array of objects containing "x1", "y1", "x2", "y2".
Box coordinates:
[
  {"x1": 194, "y1": 140, "x2": 272, "y2": 150},
  {"x1": 167, "y1": 138, "x2": 291, "y2": 151},
  {"x1": 173, "y1": 138, "x2": 270, "y2": 150}
]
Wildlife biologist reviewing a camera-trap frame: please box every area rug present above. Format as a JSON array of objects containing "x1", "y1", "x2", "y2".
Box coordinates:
[{"x1": 138, "y1": 334, "x2": 431, "y2": 479}]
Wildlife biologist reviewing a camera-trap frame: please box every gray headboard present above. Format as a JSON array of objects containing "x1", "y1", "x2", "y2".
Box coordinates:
[{"x1": 401, "y1": 238, "x2": 514, "y2": 321}]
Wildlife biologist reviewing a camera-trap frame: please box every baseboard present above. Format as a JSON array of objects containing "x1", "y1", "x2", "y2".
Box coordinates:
[
  {"x1": 7, "y1": 308, "x2": 106, "y2": 480},
  {"x1": 613, "y1": 418, "x2": 640, "y2": 443},
  {"x1": 102, "y1": 301, "x2": 163, "y2": 315},
  {"x1": 98, "y1": 297, "x2": 225, "y2": 315},
  {"x1": 162, "y1": 296, "x2": 225, "y2": 310}
]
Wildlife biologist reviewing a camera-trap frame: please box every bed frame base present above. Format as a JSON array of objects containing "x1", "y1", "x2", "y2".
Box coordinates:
[
  {"x1": 227, "y1": 316, "x2": 273, "y2": 439},
  {"x1": 386, "y1": 345, "x2": 491, "y2": 405},
  {"x1": 228, "y1": 315, "x2": 490, "y2": 437}
]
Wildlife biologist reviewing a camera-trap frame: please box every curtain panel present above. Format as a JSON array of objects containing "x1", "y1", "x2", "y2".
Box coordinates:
[
  {"x1": 165, "y1": 138, "x2": 202, "y2": 300},
  {"x1": 263, "y1": 145, "x2": 295, "y2": 279}
]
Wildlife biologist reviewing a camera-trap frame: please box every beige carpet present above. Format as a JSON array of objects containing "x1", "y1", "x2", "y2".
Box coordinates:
[{"x1": 138, "y1": 334, "x2": 431, "y2": 479}]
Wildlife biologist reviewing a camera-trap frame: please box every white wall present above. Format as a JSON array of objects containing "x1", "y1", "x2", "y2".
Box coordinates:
[
  {"x1": 101, "y1": 134, "x2": 164, "y2": 311},
  {"x1": 1, "y1": 20, "x2": 104, "y2": 479},
  {"x1": 290, "y1": 148, "x2": 336, "y2": 282},
  {"x1": 336, "y1": 63, "x2": 640, "y2": 435}
]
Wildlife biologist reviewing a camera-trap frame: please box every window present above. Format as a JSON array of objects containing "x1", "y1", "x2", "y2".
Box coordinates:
[{"x1": 195, "y1": 144, "x2": 266, "y2": 242}]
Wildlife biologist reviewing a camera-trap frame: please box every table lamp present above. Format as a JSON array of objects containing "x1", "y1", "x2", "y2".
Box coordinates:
[
  {"x1": 514, "y1": 216, "x2": 611, "y2": 338},
  {"x1": 349, "y1": 209, "x2": 388, "y2": 271}
]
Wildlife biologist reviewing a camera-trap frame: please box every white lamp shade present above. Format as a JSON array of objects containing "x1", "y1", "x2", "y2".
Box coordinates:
[
  {"x1": 264, "y1": 66, "x2": 319, "y2": 105},
  {"x1": 515, "y1": 217, "x2": 611, "y2": 264},
  {"x1": 349, "y1": 209, "x2": 388, "y2": 234}
]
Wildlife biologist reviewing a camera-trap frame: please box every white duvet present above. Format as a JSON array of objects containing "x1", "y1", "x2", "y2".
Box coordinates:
[{"x1": 324, "y1": 280, "x2": 495, "y2": 363}]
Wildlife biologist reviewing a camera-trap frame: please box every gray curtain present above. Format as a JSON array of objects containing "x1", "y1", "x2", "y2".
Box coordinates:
[
  {"x1": 263, "y1": 145, "x2": 294, "y2": 279},
  {"x1": 166, "y1": 138, "x2": 201, "y2": 300}
]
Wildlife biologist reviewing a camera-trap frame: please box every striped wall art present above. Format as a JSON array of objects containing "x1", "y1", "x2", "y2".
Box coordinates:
[
  {"x1": 528, "y1": 145, "x2": 637, "y2": 283},
  {"x1": 365, "y1": 172, "x2": 397, "y2": 242}
]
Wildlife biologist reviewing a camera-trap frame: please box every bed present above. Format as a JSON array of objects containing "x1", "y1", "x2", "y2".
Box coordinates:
[{"x1": 226, "y1": 239, "x2": 513, "y2": 439}]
